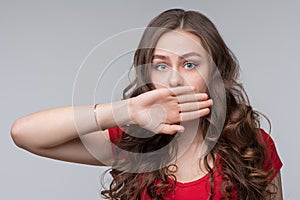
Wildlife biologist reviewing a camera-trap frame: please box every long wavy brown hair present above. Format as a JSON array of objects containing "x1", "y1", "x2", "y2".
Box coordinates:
[{"x1": 101, "y1": 8, "x2": 276, "y2": 199}]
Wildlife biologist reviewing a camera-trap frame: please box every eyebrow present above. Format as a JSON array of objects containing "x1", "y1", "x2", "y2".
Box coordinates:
[{"x1": 152, "y1": 52, "x2": 202, "y2": 60}]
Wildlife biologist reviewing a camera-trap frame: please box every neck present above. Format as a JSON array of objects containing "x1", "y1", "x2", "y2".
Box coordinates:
[{"x1": 176, "y1": 119, "x2": 206, "y2": 157}]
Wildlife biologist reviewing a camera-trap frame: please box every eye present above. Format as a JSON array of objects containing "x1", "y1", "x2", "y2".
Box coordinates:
[
  {"x1": 184, "y1": 62, "x2": 198, "y2": 70},
  {"x1": 154, "y1": 64, "x2": 169, "y2": 71}
]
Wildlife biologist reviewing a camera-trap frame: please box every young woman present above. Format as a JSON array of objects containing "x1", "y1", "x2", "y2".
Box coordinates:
[{"x1": 11, "y1": 8, "x2": 283, "y2": 199}]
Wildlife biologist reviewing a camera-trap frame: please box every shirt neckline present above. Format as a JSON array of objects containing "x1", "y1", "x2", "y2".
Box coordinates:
[
  {"x1": 166, "y1": 166, "x2": 218, "y2": 188},
  {"x1": 166, "y1": 156, "x2": 221, "y2": 187}
]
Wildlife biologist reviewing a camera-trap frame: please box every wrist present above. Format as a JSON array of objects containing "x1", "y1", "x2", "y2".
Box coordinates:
[
  {"x1": 110, "y1": 98, "x2": 136, "y2": 127},
  {"x1": 126, "y1": 97, "x2": 136, "y2": 125}
]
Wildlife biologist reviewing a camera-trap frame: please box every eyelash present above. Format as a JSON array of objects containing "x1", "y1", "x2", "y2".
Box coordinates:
[
  {"x1": 153, "y1": 62, "x2": 199, "y2": 71},
  {"x1": 184, "y1": 62, "x2": 199, "y2": 69}
]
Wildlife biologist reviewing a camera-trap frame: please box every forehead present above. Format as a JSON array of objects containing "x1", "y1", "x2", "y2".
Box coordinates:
[{"x1": 154, "y1": 30, "x2": 205, "y2": 56}]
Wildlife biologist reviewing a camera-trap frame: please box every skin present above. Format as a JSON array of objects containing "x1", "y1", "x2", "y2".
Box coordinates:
[
  {"x1": 151, "y1": 30, "x2": 210, "y2": 94},
  {"x1": 10, "y1": 29, "x2": 282, "y2": 199}
]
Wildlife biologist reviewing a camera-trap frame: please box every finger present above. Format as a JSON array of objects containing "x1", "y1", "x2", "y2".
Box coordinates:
[
  {"x1": 155, "y1": 124, "x2": 185, "y2": 135},
  {"x1": 167, "y1": 86, "x2": 196, "y2": 96},
  {"x1": 180, "y1": 108, "x2": 211, "y2": 121},
  {"x1": 179, "y1": 99, "x2": 213, "y2": 112},
  {"x1": 176, "y1": 93, "x2": 209, "y2": 103}
]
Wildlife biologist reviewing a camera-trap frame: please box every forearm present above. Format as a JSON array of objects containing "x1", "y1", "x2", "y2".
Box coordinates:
[
  {"x1": 11, "y1": 99, "x2": 133, "y2": 150},
  {"x1": 93, "y1": 98, "x2": 134, "y2": 131}
]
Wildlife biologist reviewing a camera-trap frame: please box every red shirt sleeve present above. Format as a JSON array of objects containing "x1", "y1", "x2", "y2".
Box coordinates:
[
  {"x1": 108, "y1": 126, "x2": 126, "y2": 160},
  {"x1": 259, "y1": 129, "x2": 283, "y2": 180},
  {"x1": 108, "y1": 126, "x2": 123, "y2": 145}
]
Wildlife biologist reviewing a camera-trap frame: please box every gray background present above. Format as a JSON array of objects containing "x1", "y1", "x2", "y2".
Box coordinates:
[{"x1": 1, "y1": 0, "x2": 299, "y2": 199}]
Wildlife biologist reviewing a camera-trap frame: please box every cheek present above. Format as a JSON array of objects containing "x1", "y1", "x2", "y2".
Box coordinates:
[
  {"x1": 150, "y1": 71, "x2": 165, "y2": 88},
  {"x1": 193, "y1": 65, "x2": 210, "y2": 93},
  {"x1": 195, "y1": 81, "x2": 207, "y2": 93},
  {"x1": 185, "y1": 74, "x2": 207, "y2": 93}
]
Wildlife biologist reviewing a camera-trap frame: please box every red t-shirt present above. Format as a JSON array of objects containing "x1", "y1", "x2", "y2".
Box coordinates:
[{"x1": 108, "y1": 127, "x2": 282, "y2": 199}]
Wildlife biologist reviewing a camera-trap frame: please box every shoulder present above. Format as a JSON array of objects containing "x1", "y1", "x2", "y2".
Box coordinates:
[
  {"x1": 258, "y1": 128, "x2": 280, "y2": 159},
  {"x1": 259, "y1": 129, "x2": 275, "y2": 145},
  {"x1": 257, "y1": 128, "x2": 283, "y2": 180}
]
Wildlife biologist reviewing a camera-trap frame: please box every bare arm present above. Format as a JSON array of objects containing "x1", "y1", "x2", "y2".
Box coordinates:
[
  {"x1": 10, "y1": 100, "x2": 132, "y2": 166},
  {"x1": 11, "y1": 86, "x2": 212, "y2": 166}
]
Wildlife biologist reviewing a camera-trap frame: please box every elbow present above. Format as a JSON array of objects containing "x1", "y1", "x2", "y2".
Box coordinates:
[
  {"x1": 11, "y1": 118, "x2": 52, "y2": 157},
  {"x1": 11, "y1": 119, "x2": 30, "y2": 149}
]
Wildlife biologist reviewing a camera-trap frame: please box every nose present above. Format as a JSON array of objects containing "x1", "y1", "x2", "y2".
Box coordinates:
[{"x1": 168, "y1": 68, "x2": 184, "y2": 87}]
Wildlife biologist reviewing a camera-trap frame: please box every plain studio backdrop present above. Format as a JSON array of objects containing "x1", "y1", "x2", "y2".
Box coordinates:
[{"x1": 1, "y1": 1, "x2": 299, "y2": 199}]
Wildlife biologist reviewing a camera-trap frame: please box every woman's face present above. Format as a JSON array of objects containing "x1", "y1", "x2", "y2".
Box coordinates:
[{"x1": 150, "y1": 30, "x2": 210, "y2": 93}]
